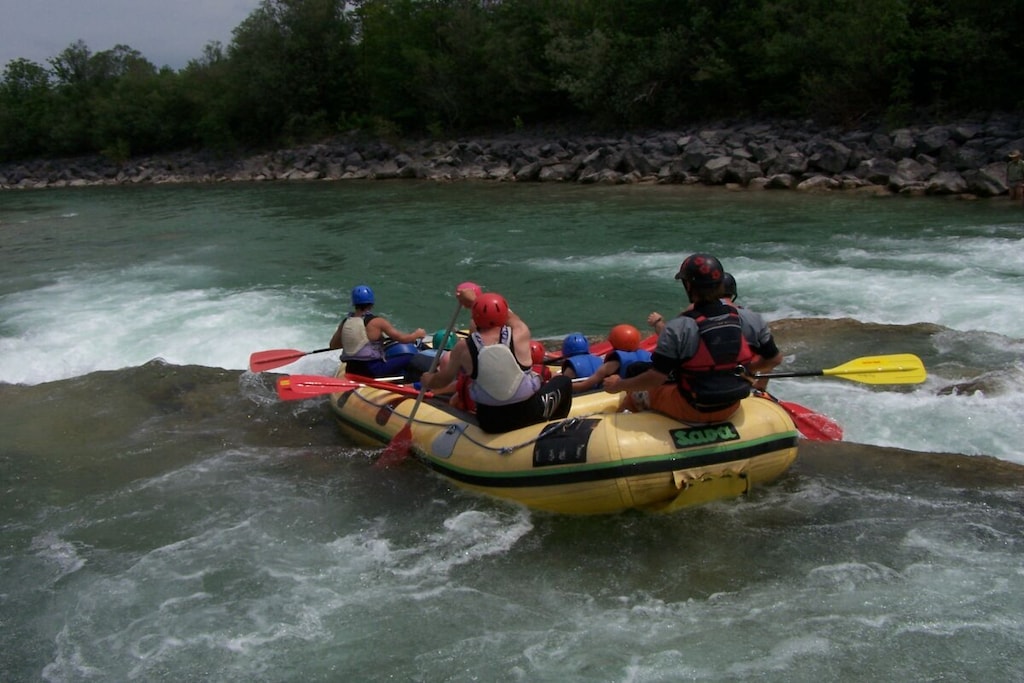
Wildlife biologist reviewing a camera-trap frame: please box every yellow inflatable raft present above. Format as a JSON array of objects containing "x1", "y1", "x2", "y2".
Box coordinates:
[{"x1": 329, "y1": 381, "x2": 799, "y2": 515}]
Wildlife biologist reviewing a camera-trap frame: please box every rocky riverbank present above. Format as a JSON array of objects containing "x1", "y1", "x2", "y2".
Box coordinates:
[{"x1": 3, "y1": 114, "x2": 1023, "y2": 197}]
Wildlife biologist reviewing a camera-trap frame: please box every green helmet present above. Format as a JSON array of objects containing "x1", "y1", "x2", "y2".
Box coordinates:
[{"x1": 432, "y1": 328, "x2": 457, "y2": 350}]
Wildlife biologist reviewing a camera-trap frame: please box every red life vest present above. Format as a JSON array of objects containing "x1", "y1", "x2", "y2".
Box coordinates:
[
  {"x1": 676, "y1": 302, "x2": 758, "y2": 411},
  {"x1": 454, "y1": 372, "x2": 476, "y2": 412}
]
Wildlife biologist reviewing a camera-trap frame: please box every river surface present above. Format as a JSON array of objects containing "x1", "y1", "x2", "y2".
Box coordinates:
[{"x1": 2, "y1": 181, "x2": 1023, "y2": 681}]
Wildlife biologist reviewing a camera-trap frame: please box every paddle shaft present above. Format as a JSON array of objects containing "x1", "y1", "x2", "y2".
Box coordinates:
[
  {"x1": 406, "y1": 300, "x2": 462, "y2": 422},
  {"x1": 277, "y1": 374, "x2": 431, "y2": 399},
  {"x1": 376, "y1": 298, "x2": 464, "y2": 466},
  {"x1": 758, "y1": 369, "x2": 828, "y2": 379},
  {"x1": 757, "y1": 366, "x2": 915, "y2": 379}
]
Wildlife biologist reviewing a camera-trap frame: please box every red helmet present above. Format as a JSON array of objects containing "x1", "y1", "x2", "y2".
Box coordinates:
[
  {"x1": 472, "y1": 293, "x2": 509, "y2": 329},
  {"x1": 608, "y1": 324, "x2": 641, "y2": 351},
  {"x1": 529, "y1": 340, "x2": 546, "y2": 365},
  {"x1": 674, "y1": 253, "x2": 724, "y2": 286},
  {"x1": 456, "y1": 281, "x2": 482, "y2": 299}
]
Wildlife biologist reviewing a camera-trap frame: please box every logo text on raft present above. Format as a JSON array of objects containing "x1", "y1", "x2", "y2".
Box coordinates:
[{"x1": 670, "y1": 424, "x2": 740, "y2": 448}]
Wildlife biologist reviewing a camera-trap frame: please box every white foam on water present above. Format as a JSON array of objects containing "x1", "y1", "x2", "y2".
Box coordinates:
[
  {"x1": 784, "y1": 369, "x2": 1024, "y2": 463},
  {"x1": 24, "y1": 436, "x2": 1024, "y2": 683},
  {"x1": 30, "y1": 531, "x2": 87, "y2": 583},
  {"x1": 35, "y1": 447, "x2": 537, "y2": 681},
  {"x1": 329, "y1": 507, "x2": 535, "y2": 589},
  {"x1": 527, "y1": 233, "x2": 1024, "y2": 339},
  {"x1": 0, "y1": 263, "x2": 335, "y2": 384}
]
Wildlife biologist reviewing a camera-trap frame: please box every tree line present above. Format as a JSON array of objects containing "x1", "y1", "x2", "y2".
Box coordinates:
[{"x1": 1, "y1": 0, "x2": 1020, "y2": 164}]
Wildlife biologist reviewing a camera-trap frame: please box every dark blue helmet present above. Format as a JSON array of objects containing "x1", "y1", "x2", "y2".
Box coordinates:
[
  {"x1": 562, "y1": 333, "x2": 589, "y2": 357},
  {"x1": 722, "y1": 272, "x2": 737, "y2": 301}
]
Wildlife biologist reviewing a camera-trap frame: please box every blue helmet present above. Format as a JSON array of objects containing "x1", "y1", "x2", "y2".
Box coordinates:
[
  {"x1": 562, "y1": 332, "x2": 589, "y2": 357},
  {"x1": 351, "y1": 285, "x2": 375, "y2": 306}
]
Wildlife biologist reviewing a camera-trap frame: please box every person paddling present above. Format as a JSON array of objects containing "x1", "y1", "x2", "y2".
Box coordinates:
[
  {"x1": 420, "y1": 292, "x2": 572, "y2": 433},
  {"x1": 329, "y1": 284, "x2": 426, "y2": 378},
  {"x1": 604, "y1": 254, "x2": 782, "y2": 423}
]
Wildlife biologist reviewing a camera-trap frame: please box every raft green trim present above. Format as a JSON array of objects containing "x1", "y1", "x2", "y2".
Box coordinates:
[{"x1": 419, "y1": 431, "x2": 798, "y2": 488}]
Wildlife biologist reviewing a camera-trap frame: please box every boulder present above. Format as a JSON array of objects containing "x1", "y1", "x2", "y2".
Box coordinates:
[
  {"x1": 765, "y1": 173, "x2": 797, "y2": 189},
  {"x1": 925, "y1": 170, "x2": 967, "y2": 195},
  {"x1": 699, "y1": 156, "x2": 733, "y2": 184},
  {"x1": 963, "y1": 167, "x2": 1007, "y2": 197},
  {"x1": 724, "y1": 158, "x2": 764, "y2": 185},
  {"x1": 807, "y1": 138, "x2": 852, "y2": 174},
  {"x1": 796, "y1": 175, "x2": 840, "y2": 192},
  {"x1": 853, "y1": 157, "x2": 898, "y2": 185},
  {"x1": 767, "y1": 150, "x2": 808, "y2": 176},
  {"x1": 538, "y1": 162, "x2": 580, "y2": 181}
]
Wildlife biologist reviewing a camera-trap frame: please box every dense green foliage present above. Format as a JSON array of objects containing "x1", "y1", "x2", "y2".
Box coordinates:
[{"x1": 2, "y1": 0, "x2": 1021, "y2": 162}]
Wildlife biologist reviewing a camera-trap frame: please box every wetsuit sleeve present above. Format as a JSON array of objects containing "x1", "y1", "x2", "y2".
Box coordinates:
[
  {"x1": 651, "y1": 351, "x2": 677, "y2": 374},
  {"x1": 651, "y1": 317, "x2": 699, "y2": 373},
  {"x1": 754, "y1": 336, "x2": 779, "y2": 359},
  {"x1": 739, "y1": 309, "x2": 779, "y2": 358}
]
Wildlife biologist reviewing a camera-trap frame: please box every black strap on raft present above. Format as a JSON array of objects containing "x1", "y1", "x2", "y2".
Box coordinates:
[{"x1": 533, "y1": 418, "x2": 600, "y2": 467}]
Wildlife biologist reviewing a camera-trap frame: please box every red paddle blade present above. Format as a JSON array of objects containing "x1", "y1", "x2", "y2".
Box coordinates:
[
  {"x1": 754, "y1": 391, "x2": 843, "y2": 442},
  {"x1": 276, "y1": 384, "x2": 307, "y2": 401},
  {"x1": 777, "y1": 399, "x2": 844, "y2": 441},
  {"x1": 376, "y1": 423, "x2": 413, "y2": 468},
  {"x1": 793, "y1": 412, "x2": 844, "y2": 441},
  {"x1": 250, "y1": 348, "x2": 307, "y2": 372}
]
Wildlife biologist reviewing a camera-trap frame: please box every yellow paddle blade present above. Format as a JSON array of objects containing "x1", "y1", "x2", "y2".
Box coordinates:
[{"x1": 823, "y1": 354, "x2": 927, "y2": 385}]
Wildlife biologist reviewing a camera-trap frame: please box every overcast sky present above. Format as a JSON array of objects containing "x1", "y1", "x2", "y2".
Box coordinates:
[{"x1": 1, "y1": 0, "x2": 263, "y2": 72}]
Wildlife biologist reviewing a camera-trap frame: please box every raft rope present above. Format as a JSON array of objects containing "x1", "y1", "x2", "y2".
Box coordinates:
[
  {"x1": 348, "y1": 389, "x2": 601, "y2": 455},
  {"x1": 460, "y1": 416, "x2": 596, "y2": 455}
]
